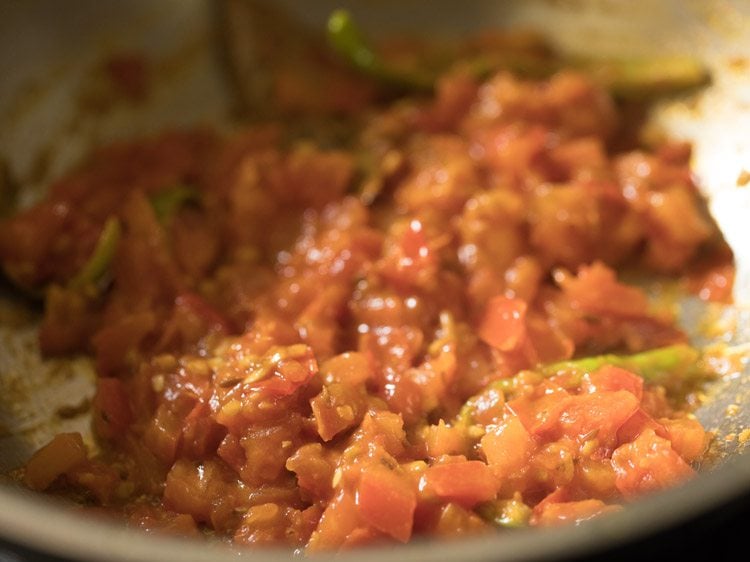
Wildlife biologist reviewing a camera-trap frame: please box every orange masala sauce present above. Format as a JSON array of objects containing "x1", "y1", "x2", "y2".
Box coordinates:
[{"x1": 0, "y1": 64, "x2": 731, "y2": 549}]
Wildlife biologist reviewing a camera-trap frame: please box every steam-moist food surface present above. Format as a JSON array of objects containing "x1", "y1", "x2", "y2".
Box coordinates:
[{"x1": 0, "y1": 57, "x2": 733, "y2": 549}]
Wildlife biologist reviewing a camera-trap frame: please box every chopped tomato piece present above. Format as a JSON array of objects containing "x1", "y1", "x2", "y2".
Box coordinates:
[
  {"x1": 611, "y1": 429, "x2": 695, "y2": 498},
  {"x1": 616, "y1": 408, "x2": 668, "y2": 444},
  {"x1": 421, "y1": 422, "x2": 470, "y2": 458},
  {"x1": 379, "y1": 218, "x2": 437, "y2": 289},
  {"x1": 320, "y1": 352, "x2": 372, "y2": 385},
  {"x1": 526, "y1": 314, "x2": 575, "y2": 363},
  {"x1": 432, "y1": 502, "x2": 491, "y2": 537},
  {"x1": 248, "y1": 345, "x2": 319, "y2": 397},
  {"x1": 307, "y1": 490, "x2": 361, "y2": 552},
  {"x1": 556, "y1": 390, "x2": 640, "y2": 445},
  {"x1": 217, "y1": 434, "x2": 246, "y2": 476},
  {"x1": 286, "y1": 443, "x2": 335, "y2": 501},
  {"x1": 423, "y1": 459, "x2": 497, "y2": 507},
  {"x1": 532, "y1": 499, "x2": 620, "y2": 526},
  {"x1": 130, "y1": 505, "x2": 199, "y2": 537},
  {"x1": 23, "y1": 433, "x2": 88, "y2": 491},
  {"x1": 356, "y1": 464, "x2": 416, "y2": 543},
  {"x1": 311, "y1": 382, "x2": 365, "y2": 441},
  {"x1": 481, "y1": 412, "x2": 537, "y2": 479},
  {"x1": 582, "y1": 366, "x2": 644, "y2": 400},
  {"x1": 479, "y1": 295, "x2": 528, "y2": 351},
  {"x1": 559, "y1": 261, "x2": 649, "y2": 317},
  {"x1": 163, "y1": 459, "x2": 235, "y2": 522}
]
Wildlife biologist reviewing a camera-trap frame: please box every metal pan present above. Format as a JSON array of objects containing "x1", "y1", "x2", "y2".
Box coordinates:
[{"x1": 1, "y1": 1, "x2": 749, "y2": 560}]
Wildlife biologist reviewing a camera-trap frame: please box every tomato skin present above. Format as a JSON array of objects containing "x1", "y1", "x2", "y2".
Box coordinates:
[
  {"x1": 507, "y1": 389, "x2": 572, "y2": 439},
  {"x1": 423, "y1": 459, "x2": 497, "y2": 507},
  {"x1": 356, "y1": 464, "x2": 417, "y2": 543},
  {"x1": 616, "y1": 408, "x2": 668, "y2": 444},
  {"x1": 509, "y1": 388, "x2": 639, "y2": 447},
  {"x1": 582, "y1": 366, "x2": 644, "y2": 400},
  {"x1": 556, "y1": 390, "x2": 640, "y2": 446}
]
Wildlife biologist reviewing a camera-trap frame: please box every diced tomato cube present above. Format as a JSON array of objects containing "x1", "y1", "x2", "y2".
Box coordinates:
[
  {"x1": 556, "y1": 390, "x2": 639, "y2": 445},
  {"x1": 423, "y1": 459, "x2": 497, "y2": 507},
  {"x1": 421, "y1": 422, "x2": 469, "y2": 458},
  {"x1": 181, "y1": 402, "x2": 226, "y2": 459},
  {"x1": 144, "y1": 403, "x2": 183, "y2": 464},
  {"x1": 307, "y1": 490, "x2": 361, "y2": 552},
  {"x1": 356, "y1": 464, "x2": 416, "y2": 543},
  {"x1": 481, "y1": 412, "x2": 537, "y2": 479},
  {"x1": 582, "y1": 366, "x2": 643, "y2": 400},
  {"x1": 217, "y1": 434, "x2": 246, "y2": 476},
  {"x1": 320, "y1": 352, "x2": 372, "y2": 385},
  {"x1": 163, "y1": 459, "x2": 239, "y2": 523},
  {"x1": 611, "y1": 429, "x2": 695, "y2": 498},
  {"x1": 286, "y1": 443, "x2": 334, "y2": 501},
  {"x1": 507, "y1": 389, "x2": 572, "y2": 439},
  {"x1": 526, "y1": 314, "x2": 574, "y2": 364},
  {"x1": 616, "y1": 408, "x2": 668, "y2": 444},
  {"x1": 432, "y1": 502, "x2": 490, "y2": 537},
  {"x1": 559, "y1": 262, "x2": 648, "y2": 317},
  {"x1": 660, "y1": 417, "x2": 708, "y2": 463},
  {"x1": 23, "y1": 432, "x2": 88, "y2": 491},
  {"x1": 478, "y1": 295, "x2": 527, "y2": 351}
]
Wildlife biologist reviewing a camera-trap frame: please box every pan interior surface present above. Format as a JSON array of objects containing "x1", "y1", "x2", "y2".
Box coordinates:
[{"x1": 1, "y1": 1, "x2": 750, "y2": 561}]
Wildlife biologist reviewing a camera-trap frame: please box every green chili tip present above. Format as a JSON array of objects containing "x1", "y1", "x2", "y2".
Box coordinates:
[
  {"x1": 149, "y1": 184, "x2": 200, "y2": 223},
  {"x1": 541, "y1": 343, "x2": 704, "y2": 386},
  {"x1": 326, "y1": 9, "x2": 434, "y2": 92},
  {"x1": 69, "y1": 216, "x2": 121, "y2": 290}
]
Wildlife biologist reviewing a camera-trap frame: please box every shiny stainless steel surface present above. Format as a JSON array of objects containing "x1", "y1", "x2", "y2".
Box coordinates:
[{"x1": 1, "y1": 1, "x2": 749, "y2": 560}]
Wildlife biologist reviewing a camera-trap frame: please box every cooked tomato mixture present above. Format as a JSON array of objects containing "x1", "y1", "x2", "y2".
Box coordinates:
[{"x1": 0, "y1": 60, "x2": 732, "y2": 549}]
